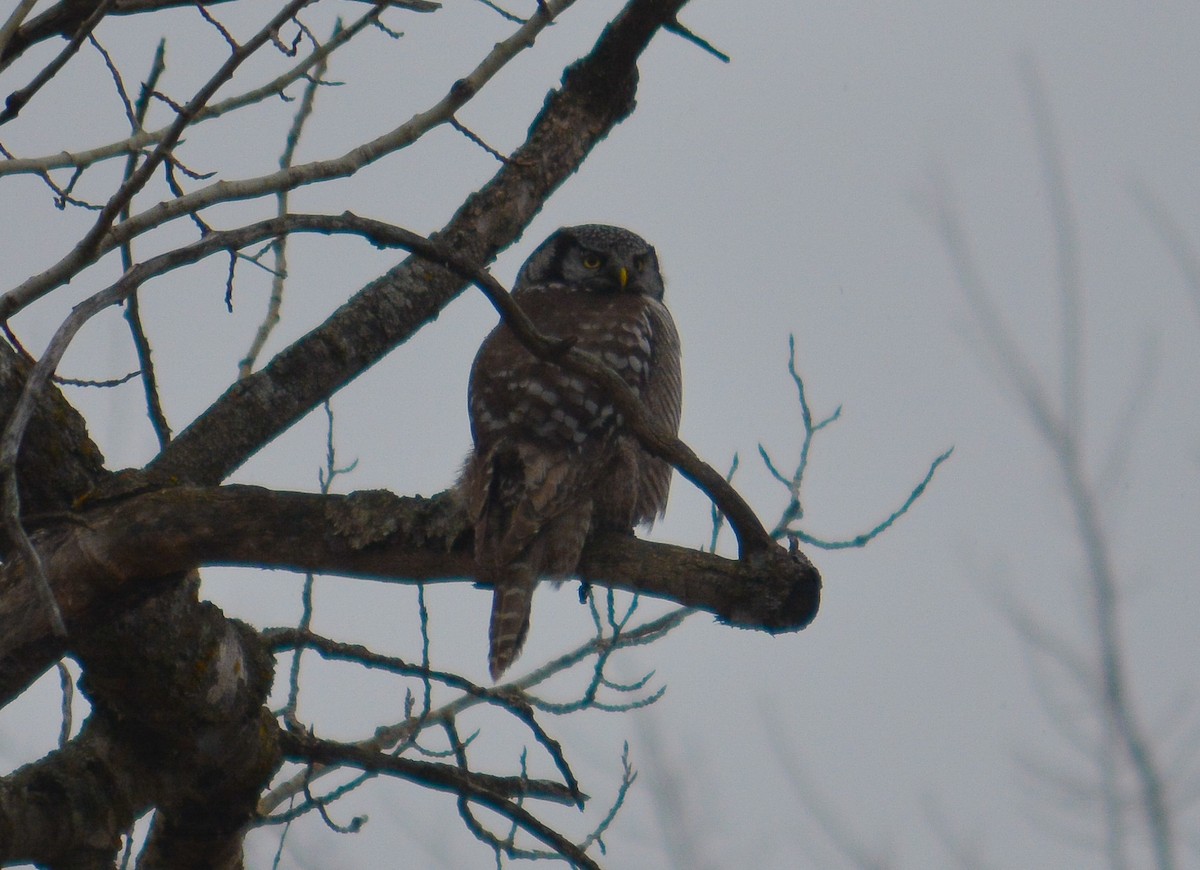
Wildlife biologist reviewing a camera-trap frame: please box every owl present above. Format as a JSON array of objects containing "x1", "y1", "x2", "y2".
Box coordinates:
[{"x1": 459, "y1": 225, "x2": 682, "y2": 680}]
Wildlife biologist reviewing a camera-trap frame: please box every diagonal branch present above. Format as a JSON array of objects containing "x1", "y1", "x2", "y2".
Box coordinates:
[
  {"x1": 279, "y1": 730, "x2": 576, "y2": 806},
  {"x1": 4, "y1": 200, "x2": 779, "y2": 557},
  {"x1": 146, "y1": 0, "x2": 692, "y2": 488},
  {"x1": 284, "y1": 729, "x2": 599, "y2": 868},
  {"x1": 0, "y1": 0, "x2": 116, "y2": 125}
]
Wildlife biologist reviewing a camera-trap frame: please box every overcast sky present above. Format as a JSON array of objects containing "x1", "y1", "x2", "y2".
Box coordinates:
[{"x1": 2, "y1": 1, "x2": 1198, "y2": 867}]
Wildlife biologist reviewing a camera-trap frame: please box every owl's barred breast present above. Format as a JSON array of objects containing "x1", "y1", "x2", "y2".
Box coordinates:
[{"x1": 469, "y1": 284, "x2": 658, "y2": 452}]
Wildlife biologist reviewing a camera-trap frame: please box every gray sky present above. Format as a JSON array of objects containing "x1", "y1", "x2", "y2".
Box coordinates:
[{"x1": 2, "y1": 1, "x2": 1198, "y2": 867}]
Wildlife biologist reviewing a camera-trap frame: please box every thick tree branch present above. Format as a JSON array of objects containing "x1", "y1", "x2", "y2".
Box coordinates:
[
  {"x1": 0, "y1": 712, "x2": 159, "y2": 867},
  {"x1": 0, "y1": 582, "x2": 279, "y2": 868},
  {"x1": 0, "y1": 340, "x2": 106, "y2": 528},
  {"x1": 0, "y1": 0, "x2": 115, "y2": 125},
  {"x1": 0, "y1": 484, "x2": 819, "y2": 707},
  {"x1": 0, "y1": 5, "x2": 823, "y2": 866},
  {"x1": 77, "y1": 590, "x2": 280, "y2": 870}
]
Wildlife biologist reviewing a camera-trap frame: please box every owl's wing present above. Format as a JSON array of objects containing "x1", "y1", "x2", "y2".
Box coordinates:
[{"x1": 633, "y1": 298, "x2": 682, "y2": 524}]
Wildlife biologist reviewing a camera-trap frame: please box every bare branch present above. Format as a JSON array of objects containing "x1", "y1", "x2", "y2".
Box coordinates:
[
  {"x1": 279, "y1": 730, "x2": 576, "y2": 806},
  {"x1": 239, "y1": 20, "x2": 334, "y2": 378},
  {"x1": 0, "y1": 0, "x2": 574, "y2": 320},
  {"x1": 934, "y1": 75, "x2": 1178, "y2": 867},
  {"x1": 141, "y1": 0, "x2": 676, "y2": 491},
  {"x1": 261, "y1": 608, "x2": 688, "y2": 815},
  {"x1": 0, "y1": 0, "x2": 39, "y2": 64},
  {"x1": 1022, "y1": 57, "x2": 1085, "y2": 443},
  {"x1": 761, "y1": 335, "x2": 951, "y2": 549},
  {"x1": 120, "y1": 39, "x2": 172, "y2": 448},
  {"x1": 1132, "y1": 181, "x2": 1200, "y2": 327},
  {"x1": 0, "y1": 0, "x2": 438, "y2": 69},
  {"x1": 663, "y1": 18, "x2": 729, "y2": 63},
  {"x1": 0, "y1": 4, "x2": 384, "y2": 179},
  {"x1": 266, "y1": 626, "x2": 582, "y2": 805},
  {"x1": 0, "y1": 0, "x2": 117, "y2": 126}
]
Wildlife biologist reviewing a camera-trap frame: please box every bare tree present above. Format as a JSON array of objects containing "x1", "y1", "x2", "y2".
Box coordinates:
[
  {"x1": 628, "y1": 59, "x2": 1197, "y2": 870},
  {"x1": 924, "y1": 62, "x2": 1193, "y2": 870},
  {"x1": 0, "y1": 2, "x2": 830, "y2": 866}
]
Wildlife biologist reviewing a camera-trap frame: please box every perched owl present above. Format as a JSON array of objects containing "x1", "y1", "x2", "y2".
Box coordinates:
[{"x1": 459, "y1": 225, "x2": 682, "y2": 680}]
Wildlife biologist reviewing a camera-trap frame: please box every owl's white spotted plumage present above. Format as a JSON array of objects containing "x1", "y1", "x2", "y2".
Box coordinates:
[{"x1": 459, "y1": 225, "x2": 682, "y2": 679}]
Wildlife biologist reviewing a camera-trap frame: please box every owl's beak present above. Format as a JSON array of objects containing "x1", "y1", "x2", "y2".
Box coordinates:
[{"x1": 617, "y1": 266, "x2": 629, "y2": 289}]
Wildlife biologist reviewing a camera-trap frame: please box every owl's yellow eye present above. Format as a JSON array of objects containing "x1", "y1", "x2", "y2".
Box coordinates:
[{"x1": 581, "y1": 253, "x2": 603, "y2": 270}]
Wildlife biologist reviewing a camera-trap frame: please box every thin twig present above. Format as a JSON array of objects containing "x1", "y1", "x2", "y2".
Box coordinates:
[
  {"x1": 1022, "y1": 58, "x2": 1084, "y2": 445},
  {"x1": 259, "y1": 608, "x2": 689, "y2": 815},
  {"x1": 240, "y1": 19, "x2": 334, "y2": 378},
  {"x1": 121, "y1": 39, "x2": 172, "y2": 448},
  {"x1": 663, "y1": 18, "x2": 729, "y2": 63},
  {"x1": 761, "y1": 334, "x2": 950, "y2": 549},
  {"x1": 449, "y1": 116, "x2": 510, "y2": 163},
  {"x1": 266, "y1": 626, "x2": 580, "y2": 803},
  {"x1": 54, "y1": 370, "x2": 140, "y2": 388}
]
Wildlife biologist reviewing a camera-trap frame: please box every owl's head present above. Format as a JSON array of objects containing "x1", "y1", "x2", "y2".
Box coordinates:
[{"x1": 515, "y1": 224, "x2": 665, "y2": 300}]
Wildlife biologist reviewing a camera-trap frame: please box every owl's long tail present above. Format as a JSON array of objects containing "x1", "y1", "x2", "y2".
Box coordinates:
[{"x1": 488, "y1": 565, "x2": 535, "y2": 681}]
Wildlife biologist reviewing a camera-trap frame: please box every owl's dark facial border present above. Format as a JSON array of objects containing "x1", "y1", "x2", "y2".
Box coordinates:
[{"x1": 546, "y1": 229, "x2": 579, "y2": 279}]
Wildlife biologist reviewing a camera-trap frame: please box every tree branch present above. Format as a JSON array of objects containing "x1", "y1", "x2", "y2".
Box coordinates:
[
  {"x1": 0, "y1": 0, "x2": 572, "y2": 318},
  {"x1": 0, "y1": 4, "x2": 386, "y2": 178},
  {"x1": 0, "y1": 483, "x2": 819, "y2": 707},
  {"x1": 279, "y1": 730, "x2": 576, "y2": 806},
  {"x1": 284, "y1": 729, "x2": 599, "y2": 868},
  {"x1": 0, "y1": 0, "x2": 438, "y2": 69}
]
